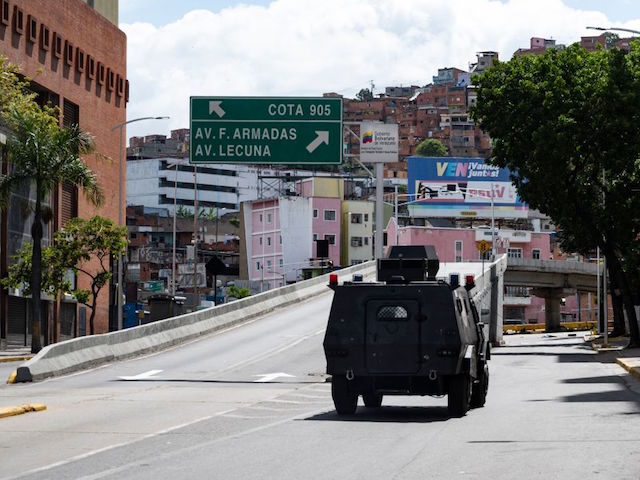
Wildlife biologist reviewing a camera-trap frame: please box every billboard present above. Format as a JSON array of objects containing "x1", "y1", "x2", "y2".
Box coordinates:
[
  {"x1": 360, "y1": 122, "x2": 399, "y2": 163},
  {"x1": 407, "y1": 157, "x2": 528, "y2": 219}
]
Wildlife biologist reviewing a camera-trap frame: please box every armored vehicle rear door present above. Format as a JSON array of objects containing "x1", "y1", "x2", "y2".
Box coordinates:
[{"x1": 365, "y1": 299, "x2": 421, "y2": 374}]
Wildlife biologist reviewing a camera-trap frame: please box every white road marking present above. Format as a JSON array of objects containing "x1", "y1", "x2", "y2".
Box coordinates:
[
  {"x1": 117, "y1": 369, "x2": 163, "y2": 381},
  {"x1": 254, "y1": 372, "x2": 295, "y2": 383}
]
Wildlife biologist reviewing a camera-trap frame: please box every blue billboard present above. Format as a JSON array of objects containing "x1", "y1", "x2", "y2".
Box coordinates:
[{"x1": 407, "y1": 157, "x2": 528, "y2": 219}]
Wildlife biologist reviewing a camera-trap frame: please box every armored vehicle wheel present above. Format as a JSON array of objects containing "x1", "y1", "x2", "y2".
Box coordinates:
[
  {"x1": 448, "y1": 374, "x2": 471, "y2": 417},
  {"x1": 470, "y1": 363, "x2": 489, "y2": 408},
  {"x1": 332, "y1": 375, "x2": 358, "y2": 415},
  {"x1": 362, "y1": 392, "x2": 383, "y2": 408}
]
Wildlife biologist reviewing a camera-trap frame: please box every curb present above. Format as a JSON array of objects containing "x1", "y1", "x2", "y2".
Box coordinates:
[
  {"x1": 0, "y1": 356, "x2": 33, "y2": 364},
  {"x1": 616, "y1": 358, "x2": 640, "y2": 381},
  {"x1": 0, "y1": 404, "x2": 46, "y2": 419}
]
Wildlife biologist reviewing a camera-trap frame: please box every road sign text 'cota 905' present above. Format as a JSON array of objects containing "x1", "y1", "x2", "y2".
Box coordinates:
[{"x1": 189, "y1": 97, "x2": 343, "y2": 165}]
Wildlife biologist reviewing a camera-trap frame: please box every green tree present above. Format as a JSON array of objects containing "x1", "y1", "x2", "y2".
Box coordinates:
[
  {"x1": 471, "y1": 42, "x2": 640, "y2": 345},
  {"x1": 199, "y1": 207, "x2": 218, "y2": 221},
  {"x1": 0, "y1": 59, "x2": 104, "y2": 352},
  {"x1": 356, "y1": 88, "x2": 374, "y2": 101},
  {"x1": 2, "y1": 216, "x2": 127, "y2": 336},
  {"x1": 227, "y1": 284, "x2": 251, "y2": 299},
  {"x1": 415, "y1": 138, "x2": 448, "y2": 157},
  {"x1": 176, "y1": 205, "x2": 193, "y2": 219},
  {"x1": 0, "y1": 55, "x2": 36, "y2": 118}
]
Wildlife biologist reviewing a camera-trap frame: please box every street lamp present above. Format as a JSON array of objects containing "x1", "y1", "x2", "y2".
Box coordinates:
[
  {"x1": 111, "y1": 116, "x2": 169, "y2": 330},
  {"x1": 166, "y1": 160, "x2": 185, "y2": 295},
  {"x1": 587, "y1": 26, "x2": 640, "y2": 36}
]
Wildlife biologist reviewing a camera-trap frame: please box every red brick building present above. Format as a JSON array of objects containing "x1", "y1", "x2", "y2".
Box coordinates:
[{"x1": 0, "y1": 0, "x2": 126, "y2": 346}]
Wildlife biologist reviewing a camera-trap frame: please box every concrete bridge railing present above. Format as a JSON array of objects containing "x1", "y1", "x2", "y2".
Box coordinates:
[{"x1": 11, "y1": 261, "x2": 376, "y2": 383}]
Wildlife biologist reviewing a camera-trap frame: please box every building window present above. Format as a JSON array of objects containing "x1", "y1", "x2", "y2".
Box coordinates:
[
  {"x1": 53, "y1": 32, "x2": 63, "y2": 58},
  {"x1": 64, "y1": 40, "x2": 74, "y2": 66},
  {"x1": 259, "y1": 214, "x2": 263, "y2": 222},
  {"x1": 13, "y1": 5, "x2": 24, "y2": 34},
  {"x1": 279, "y1": 235, "x2": 282, "y2": 244},
  {"x1": 364, "y1": 213, "x2": 369, "y2": 222},
  {"x1": 259, "y1": 237, "x2": 262, "y2": 245},
  {"x1": 62, "y1": 99, "x2": 79, "y2": 128},
  {"x1": 26, "y1": 15, "x2": 37, "y2": 43},
  {"x1": 508, "y1": 248, "x2": 523, "y2": 259},
  {"x1": 267, "y1": 236, "x2": 271, "y2": 246},
  {"x1": 324, "y1": 234, "x2": 336, "y2": 245},
  {"x1": 350, "y1": 237, "x2": 363, "y2": 247},
  {"x1": 313, "y1": 233, "x2": 318, "y2": 241},
  {"x1": 1, "y1": 0, "x2": 9, "y2": 26},
  {"x1": 324, "y1": 210, "x2": 336, "y2": 221},
  {"x1": 267, "y1": 213, "x2": 272, "y2": 223},
  {"x1": 532, "y1": 249, "x2": 541, "y2": 260},
  {"x1": 350, "y1": 213, "x2": 363, "y2": 224},
  {"x1": 76, "y1": 48, "x2": 85, "y2": 73},
  {"x1": 40, "y1": 24, "x2": 50, "y2": 51},
  {"x1": 267, "y1": 260, "x2": 272, "y2": 269},
  {"x1": 97, "y1": 62, "x2": 106, "y2": 85},
  {"x1": 116, "y1": 74, "x2": 125, "y2": 97},
  {"x1": 364, "y1": 237, "x2": 369, "y2": 245},
  {"x1": 455, "y1": 240, "x2": 463, "y2": 262},
  {"x1": 313, "y1": 209, "x2": 318, "y2": 218},
  {"x1": 279, "y1": 258, "x2": 283, "y2": 267},
  {"x1": 107, "y1": 68, "x2": 115, "y2": 91},
  {"x1": 256, "y1": 261, "x2": 261, "y2": 271},
  {"x1": 87, "y1": 55, "x2": 96, "y2": 79}
]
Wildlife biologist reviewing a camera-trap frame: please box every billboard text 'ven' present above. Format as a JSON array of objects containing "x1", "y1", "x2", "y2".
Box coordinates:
[{"x1": 407, "y1": 156, "x2": 528, "y2": 219}]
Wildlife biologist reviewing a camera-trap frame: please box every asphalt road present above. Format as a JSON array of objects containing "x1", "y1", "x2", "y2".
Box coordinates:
[{"x1": 1, "y1": 293, "x2": 640, "y2": 480}]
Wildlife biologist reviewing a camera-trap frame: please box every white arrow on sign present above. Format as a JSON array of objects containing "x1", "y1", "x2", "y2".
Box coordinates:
[
  {"x1": 209, "y1": 100, "x2": 225, "y2": 118},
  {"x1": 306, "y1": 131, "x2": 329, "y2": 154},
  {"x1": 254, "y1": 372, "x2": 295, "y2": 383},
  {"x1": 118, "y1": 369, "x2": 163, "y2": 381}
]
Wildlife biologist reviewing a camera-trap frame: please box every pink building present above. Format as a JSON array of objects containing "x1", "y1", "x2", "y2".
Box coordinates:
[
  {"x1": 241, "y1": 196, "x2": 341, "y2": 290},
  {"x1": 385, "y1": 220, "x2": 551, "y2": 261}
]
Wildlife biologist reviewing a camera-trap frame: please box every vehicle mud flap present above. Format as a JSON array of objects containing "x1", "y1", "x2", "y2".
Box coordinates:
[
  {"x1": 470, "y1": 363, "x2": 489, "y2": 408},
  {"x1": 332, "y1": 374, "x2": 358, "y2": 415},
  {"x1": 448, "y1": 374, "x2": 471, "y2": 417}
]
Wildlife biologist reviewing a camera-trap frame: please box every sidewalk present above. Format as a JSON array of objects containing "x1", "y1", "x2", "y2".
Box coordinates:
[
  {"x1": 0, "y1": 347, "x2": 33, "y2": 364},
  {"x1": 589, "y1": 334, "x2": 640, "y2": 382}
]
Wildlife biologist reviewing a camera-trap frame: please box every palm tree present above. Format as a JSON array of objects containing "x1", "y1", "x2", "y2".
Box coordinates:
[{"x1": 0, "y1": 107, "x2": 104, "y2": 353}]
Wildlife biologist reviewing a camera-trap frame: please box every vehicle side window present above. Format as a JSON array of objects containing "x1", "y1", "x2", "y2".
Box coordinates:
[{"x1": 377, "y1": 306, "x2": 408, "y2": 322}]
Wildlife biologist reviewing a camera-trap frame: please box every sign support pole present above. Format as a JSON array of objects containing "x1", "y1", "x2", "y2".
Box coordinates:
[{"x1": 375, "y1": 162, "x2": 384, "y2": 260}]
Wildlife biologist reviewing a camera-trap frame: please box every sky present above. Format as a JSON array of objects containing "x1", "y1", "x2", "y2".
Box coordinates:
[{"x1": 119, "y1": 0, "x2": 640, "y2": 142}]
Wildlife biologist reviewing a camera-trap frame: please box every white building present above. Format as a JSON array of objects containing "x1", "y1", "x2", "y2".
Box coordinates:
[{"x1": 126, "y1": 158, "x2": 285, "y2": 214}]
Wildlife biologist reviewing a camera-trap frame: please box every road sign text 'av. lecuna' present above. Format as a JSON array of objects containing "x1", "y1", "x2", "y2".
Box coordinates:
[{"x1": 190, "y1": 97, "x2": 343, "y2": 165}]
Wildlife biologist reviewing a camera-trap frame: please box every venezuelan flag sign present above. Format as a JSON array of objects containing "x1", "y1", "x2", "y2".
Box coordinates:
[{"x1": 362, "y1": 130, "x2": 374, "y2": 144}]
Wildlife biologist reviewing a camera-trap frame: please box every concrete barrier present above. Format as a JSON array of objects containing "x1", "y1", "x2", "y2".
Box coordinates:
[{"x1": 11, "y1": 262, "x2": 376, "y2": 383}]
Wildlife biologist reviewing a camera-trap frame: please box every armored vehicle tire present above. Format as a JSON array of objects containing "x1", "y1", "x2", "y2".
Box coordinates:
[
  {"x1": 470, "y1": 363, "x2": 489, "y2": 409},
  {"x1": 332, "y1": 375, "x2": 358, "y2": 415},
  {"x1": 362, "y1": 392, "x2": 383, "y2": 408},
  {"x1": 448, "y1": 374, "x2": 471, "y2": 417}
]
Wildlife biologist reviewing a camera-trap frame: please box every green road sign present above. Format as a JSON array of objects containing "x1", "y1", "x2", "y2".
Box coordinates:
[{"x1": 190, "y1": 96, "x2": 343, "y2": 165}]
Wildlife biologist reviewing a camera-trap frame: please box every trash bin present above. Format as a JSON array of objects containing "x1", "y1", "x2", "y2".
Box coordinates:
[{"x1": 148, "y1": 294, "x2": 185, "y2": 323}]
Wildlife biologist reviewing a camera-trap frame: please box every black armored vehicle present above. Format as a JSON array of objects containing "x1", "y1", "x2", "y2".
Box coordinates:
[{"x1": 323, "y1": 246, "x2": 489, "y2": 417}]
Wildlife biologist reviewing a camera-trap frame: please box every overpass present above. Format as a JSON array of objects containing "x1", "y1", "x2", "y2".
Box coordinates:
[
  {"x1": 504, "y1": 258, "x2": 599, "y2": 331},
  {"x1": 9, "y1": 258, "x2": 508, "y2": 383},
  {"x1": 10, "y1": 256, "x2": 600, "y2": 382}
]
